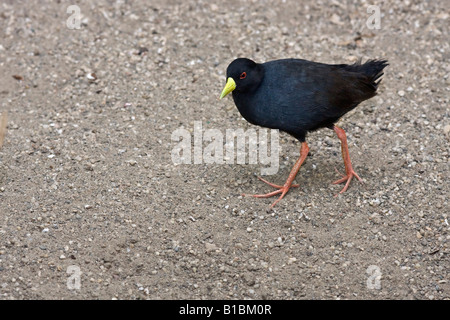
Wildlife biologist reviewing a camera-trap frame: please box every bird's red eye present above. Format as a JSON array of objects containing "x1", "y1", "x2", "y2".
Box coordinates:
[{"x1": 240, "y1": 72, "x2": 247, "y2": 79}]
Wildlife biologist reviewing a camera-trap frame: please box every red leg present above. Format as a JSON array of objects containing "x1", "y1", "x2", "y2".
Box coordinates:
[
  {"x1": 332, "y1": 126, "x2": 363, "y2": 195},
  {"x1": 244, "y1": 142, "x2": 309, "y2": 208}
]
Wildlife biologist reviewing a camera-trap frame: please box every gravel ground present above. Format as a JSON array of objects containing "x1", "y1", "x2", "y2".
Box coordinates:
[{"x1": 0, "y1": 0, "x2": 448, "y2": 300}]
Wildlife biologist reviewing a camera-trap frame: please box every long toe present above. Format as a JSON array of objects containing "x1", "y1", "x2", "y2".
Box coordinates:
[
  {"x1": 243, "y1": 184, "x2": 294, "y2": 208},
  {"x1": 257, "y1": 176, "x2": 299, "y2": 189},
  {"x1": 333, "y1": 170, "x2": 363, "y2": 196},
  {"x1": 243, "y1": 142, "x2": 309, "y2": 208}
]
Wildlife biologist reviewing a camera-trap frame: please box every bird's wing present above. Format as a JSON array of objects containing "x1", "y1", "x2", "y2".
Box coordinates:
[{"x1": 325, "y1": 67, "x2": 377, "y2": 112}]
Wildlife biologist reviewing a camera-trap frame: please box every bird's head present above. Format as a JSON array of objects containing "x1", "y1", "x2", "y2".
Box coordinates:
[{"x1": 220, "y1": 58, "x2": 264, "y2": 99}]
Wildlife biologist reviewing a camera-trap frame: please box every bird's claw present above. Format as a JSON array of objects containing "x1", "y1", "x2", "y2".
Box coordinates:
[
  {"x1": 256, "y1": 176, "x2": 299, "y2": 189},
  {"x1": 333, "y1": 169, "x2": 363, "y2": 196},
  {"x1": 242, "y1": 177, "x2": 299, "y2": 209}
]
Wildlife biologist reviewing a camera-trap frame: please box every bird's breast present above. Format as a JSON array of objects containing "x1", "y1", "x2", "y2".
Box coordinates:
[{"x1": 232, "y1": 91, "x2": 283, "y2": 129}]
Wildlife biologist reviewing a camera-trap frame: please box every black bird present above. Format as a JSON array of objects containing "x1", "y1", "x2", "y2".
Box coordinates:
[{"x1": 220, "y1": 57, "x2": 388, "y2": 208}]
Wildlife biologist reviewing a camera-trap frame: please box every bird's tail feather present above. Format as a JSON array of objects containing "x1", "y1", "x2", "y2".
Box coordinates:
[
  {"x1": 330, "y1": 59, "x2": 388, "y2": 107},
  {"x1": 345, "y1": 59, "x2": 389, "y2": 89}
]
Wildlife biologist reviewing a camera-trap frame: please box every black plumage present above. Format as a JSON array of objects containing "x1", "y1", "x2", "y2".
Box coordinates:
[
  {"x1": 220, "y1": 57, "x2": 388, "y2": 208},
  {"x1": 225, "y1": 58, "x2": 388, "y2": 141}
]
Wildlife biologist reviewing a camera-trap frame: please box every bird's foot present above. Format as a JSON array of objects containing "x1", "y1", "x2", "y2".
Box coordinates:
[
  {"x1": 332, "y1": 168, "x2": 363, "y2": 196},
  {"x1": 241, "y1": 142, "x2": 309, "y2": 209},
  {"x1": 242, "y1": 177, "x2": 299, "y2": 209}
]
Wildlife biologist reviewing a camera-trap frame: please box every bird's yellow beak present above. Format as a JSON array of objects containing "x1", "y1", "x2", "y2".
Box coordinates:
[{"x1": 220, "y1": 77, "x2": 236, "y2": 99}]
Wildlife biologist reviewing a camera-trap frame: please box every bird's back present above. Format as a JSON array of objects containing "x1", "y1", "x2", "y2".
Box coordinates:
[{"x1": 233, "y1": 58, "x2": 388, "y2": 141}]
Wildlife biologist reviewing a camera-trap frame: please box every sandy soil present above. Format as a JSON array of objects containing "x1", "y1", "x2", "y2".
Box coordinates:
[{"x1": 0, "y1": 0, "x2": 448, "y2": 299}]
